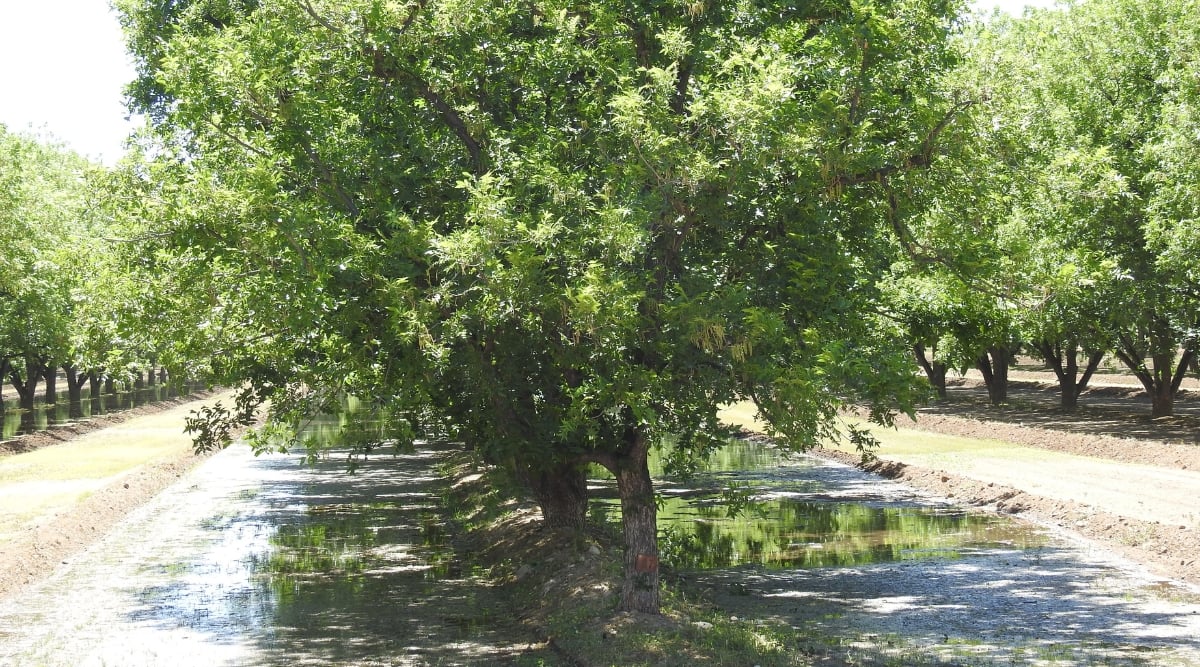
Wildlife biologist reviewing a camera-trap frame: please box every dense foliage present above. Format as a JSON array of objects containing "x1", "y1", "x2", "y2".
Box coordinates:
[
  {"x1": 2, "y1": 0, "x2": 1190, "y2": 615},
  {"x1": 0, "y1": 125, "x2": 156, "y2": 424},
  {"x1": 116, "y1": 0, "x2": 972, "y2": 611}
]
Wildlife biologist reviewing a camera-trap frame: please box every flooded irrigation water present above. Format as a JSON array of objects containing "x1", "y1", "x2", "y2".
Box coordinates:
[
  {"x1": 594, "y1": 441, "x2": 1200, "y2": 664},
  {"x1": 0, "y1": 422, "x2": 1198, "y2": 665},
  {"x1": 1, "y1": 384, "x2": 199, "y2": 442}
]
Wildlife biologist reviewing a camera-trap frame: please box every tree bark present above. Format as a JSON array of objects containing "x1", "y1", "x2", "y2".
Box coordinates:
[
  {"x1": 913, "y1": 344, "x2": 947, "y2": 399},
  {"x1": 1035, "y1": 340, "x2": 1104, "y2": 411},
  {"x1": 526, "y1": 461, "x2": 590, "y2": 531},
  {"x1": 0, "y1": 357, "x2": 8, "y2": 411},
  {"x1": 1113, "y1": 333, "x2": 1194, "y2": 418},
  {"x1": 975, "y1": 345, "x2": 1012, "y2": 405},
  {"x1": 89, "y1": 373, "x2": 104, "y2": 416},
  {"x1": 65, "y1": 365, "x2": 88, "y2": 419},
  {"x1": 596, "y1": 427, "x2": 660, "y2": 614},
  {"x1": 10, "y1": 359, "x2": 41, "y2": 411},
  {"x1": 41, "y1": 362, "x2": 58, "y2": 406}
]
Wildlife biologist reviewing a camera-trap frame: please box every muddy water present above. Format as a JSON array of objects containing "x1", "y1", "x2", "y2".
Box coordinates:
[
  {"x1": 0, "y1": 443, "x2": 552, "y2": 666},
  {"x1": 593, "y1": 439, "x2": 1049, "y2": 571}
]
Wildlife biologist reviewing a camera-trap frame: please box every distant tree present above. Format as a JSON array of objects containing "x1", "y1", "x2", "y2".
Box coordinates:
[
  {"x1": 974, "y1": 0, "x2": 1200, "y2": 416},
  {"x1": 0, "y1": 126, "x2": 86, "y2": 413}
]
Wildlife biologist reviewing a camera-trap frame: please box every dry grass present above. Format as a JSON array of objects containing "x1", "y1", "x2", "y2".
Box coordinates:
[{"x1": 0, "y1": 391, "x2": 236, "y2": 545}]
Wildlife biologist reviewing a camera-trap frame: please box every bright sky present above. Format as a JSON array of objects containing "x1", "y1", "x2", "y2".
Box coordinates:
[
  {"x1": 0, "y1": 0, "x2": 141, "y2": 165},
  {"x1": 0, "y1": 0, "x2": 1058, "y2": 167}
]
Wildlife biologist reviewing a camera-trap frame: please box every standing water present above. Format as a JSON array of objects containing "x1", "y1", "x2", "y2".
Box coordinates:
[
  {"x1": 0, "y1": 410, "x2": 553, "y2": 666},
  {"x1": 588, "y1": 438, "x2": 1200, "y2": 664},
  {"x1": 590, "y1": 438, "x2": 1048, "y2": 570},
  {"x1": 0, "y1": 417, "x2": 1198, "y2": 664}
]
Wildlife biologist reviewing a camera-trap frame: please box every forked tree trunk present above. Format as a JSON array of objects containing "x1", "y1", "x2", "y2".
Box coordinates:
[
  {"x1": 1035, "y1": 341, "x2": 1104, "y2": 411},
  {"x1": 527, "y1": 461, "x2": 590, "y2": 531},
  {"x1": 913, "y1": 344, "x2": 948, "y2": 399},
  {"x1": 595, "y1": 427, "x2": 659, "y2": 614},
  {"x1": 10, "y1": 359, "x2": 41, "y2": 411},
  {"x1": 974, "y1": 345, "x2": 1013, "y2": 405},
  {"x1": 1114, "y1": 333, "x2": 1194, "y2": 418},
  {"x1": 65, "y1": 365, "x2": 88, "y2": 419}
]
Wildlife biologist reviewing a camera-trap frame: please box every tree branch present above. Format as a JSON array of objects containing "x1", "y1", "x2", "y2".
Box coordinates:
[
  {"x1": 295, "y1": 0, "x2": 336, "y2": 31},
  {"x1": 835, "y1": 99, "x2": 976, "y2": 189}
]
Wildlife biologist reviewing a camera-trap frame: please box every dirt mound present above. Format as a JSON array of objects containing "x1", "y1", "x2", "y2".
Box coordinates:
[
  {"x1": 816, "y1": 414, "x2": 1200, "y2": 587},
  {"x1": 0, "y1": 448, "x2": 206, "y2": 600}
]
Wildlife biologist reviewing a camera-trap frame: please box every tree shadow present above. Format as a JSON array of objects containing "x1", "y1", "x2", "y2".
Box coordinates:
[
  {"x1": 692, "y1": 547, "x2": 1200, "y2": 664},
  {"x1": 922, "y1": 381, "x2": 1200, "y2": 446},
  {"x1": 122, "y1": 446, "x2": 555, "y2": 666}
]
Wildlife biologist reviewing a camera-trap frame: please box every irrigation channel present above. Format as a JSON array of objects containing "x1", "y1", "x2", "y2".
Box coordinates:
[{"x1": 1, "y1": 410, "x2": 1198, "y2": 665}]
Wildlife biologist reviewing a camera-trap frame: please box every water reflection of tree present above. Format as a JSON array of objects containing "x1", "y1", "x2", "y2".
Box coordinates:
[{"x1": 658, "y1": 499, "x2": 1020, "y2": 571}]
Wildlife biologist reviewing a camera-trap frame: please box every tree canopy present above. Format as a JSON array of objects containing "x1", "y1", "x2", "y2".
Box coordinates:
[
  {"x1": 972, "y1": 0, "x2": 1200, "y2": 415},
  {"x1": 117, "y1": 0, "x2": 970, "y2": 612}
]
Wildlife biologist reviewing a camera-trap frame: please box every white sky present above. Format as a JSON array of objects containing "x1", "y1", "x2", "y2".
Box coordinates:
[
  {"x1": 0, "y1": 0, "x2": 141, "y2": 165},
  {"x1": 0, "y1": 0, "x2": 1058, "y2": 167}
]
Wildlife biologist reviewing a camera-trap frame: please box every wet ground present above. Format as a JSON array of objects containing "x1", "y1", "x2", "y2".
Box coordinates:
[
  {"x1": 680, "y1": 455, "x2": 1200, "y2": 665},
  {"x1": 0, "y1": 444, "x2": 552, "y2": 666},
  {"x1": 598, "y1": 442, "x2": 1200, "y2": 665},
  {"x1": 1, "y1": 435, "x2": 1199, "y2": 665}
]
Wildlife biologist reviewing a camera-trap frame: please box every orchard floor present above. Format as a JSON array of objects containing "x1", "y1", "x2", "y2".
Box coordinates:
[{"x1": 0, "y1": 379, "x2": 1199, "y2": 664}]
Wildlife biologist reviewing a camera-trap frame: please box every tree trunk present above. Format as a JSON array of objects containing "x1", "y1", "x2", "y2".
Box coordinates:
[
  {"x1": 1150, "y1": 380, "x2": 1175, "y2": 418},
  {"x1": 975, "y1": 345, "x2": 1012, "y2": 405},
  {"x1": 89, "y1": 373, "x2": 104, "y2": 416},
  {"x1": 1114, "y1": 333, "x2": 1194, "y2": 418},
  {"x1": 0, "y1": 357, "x2": 8, "y2": 411},
  {"x1": 147, "y1": 366, "x2": 156, "y2": 387},
  {"x1": 41, "y1": 362, "x2": 58, "y2": 406},
  {"x1": 913, "y1": 344, "x2": 947, "y2": 399},
  {"x1": 105, "y1": 376, "x2": 116, "y2": 394},
  {"x1": 598, "y1": 428, "x2": 660, "y2": 614},
  {"x1": 10, "y1": 359, "x2": 41, "y2": 411},
  {"x1": 65, "y1": 365, "x2": 87, "y2": 419},
  {"x1": 1036, "y1": 340, "x2": 1104, "y2": 411},
  {"x1": 527, "y1": 461, "x2": 590, "y2": 531}
]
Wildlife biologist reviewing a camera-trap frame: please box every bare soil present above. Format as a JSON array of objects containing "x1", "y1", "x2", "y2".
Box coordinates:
[
  {"x1": 821, "y1": 378, "x2": 1200, "y2": 588},
  {"x1": 0, "y1": 392, "x2": 223, "y2": 601}
]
